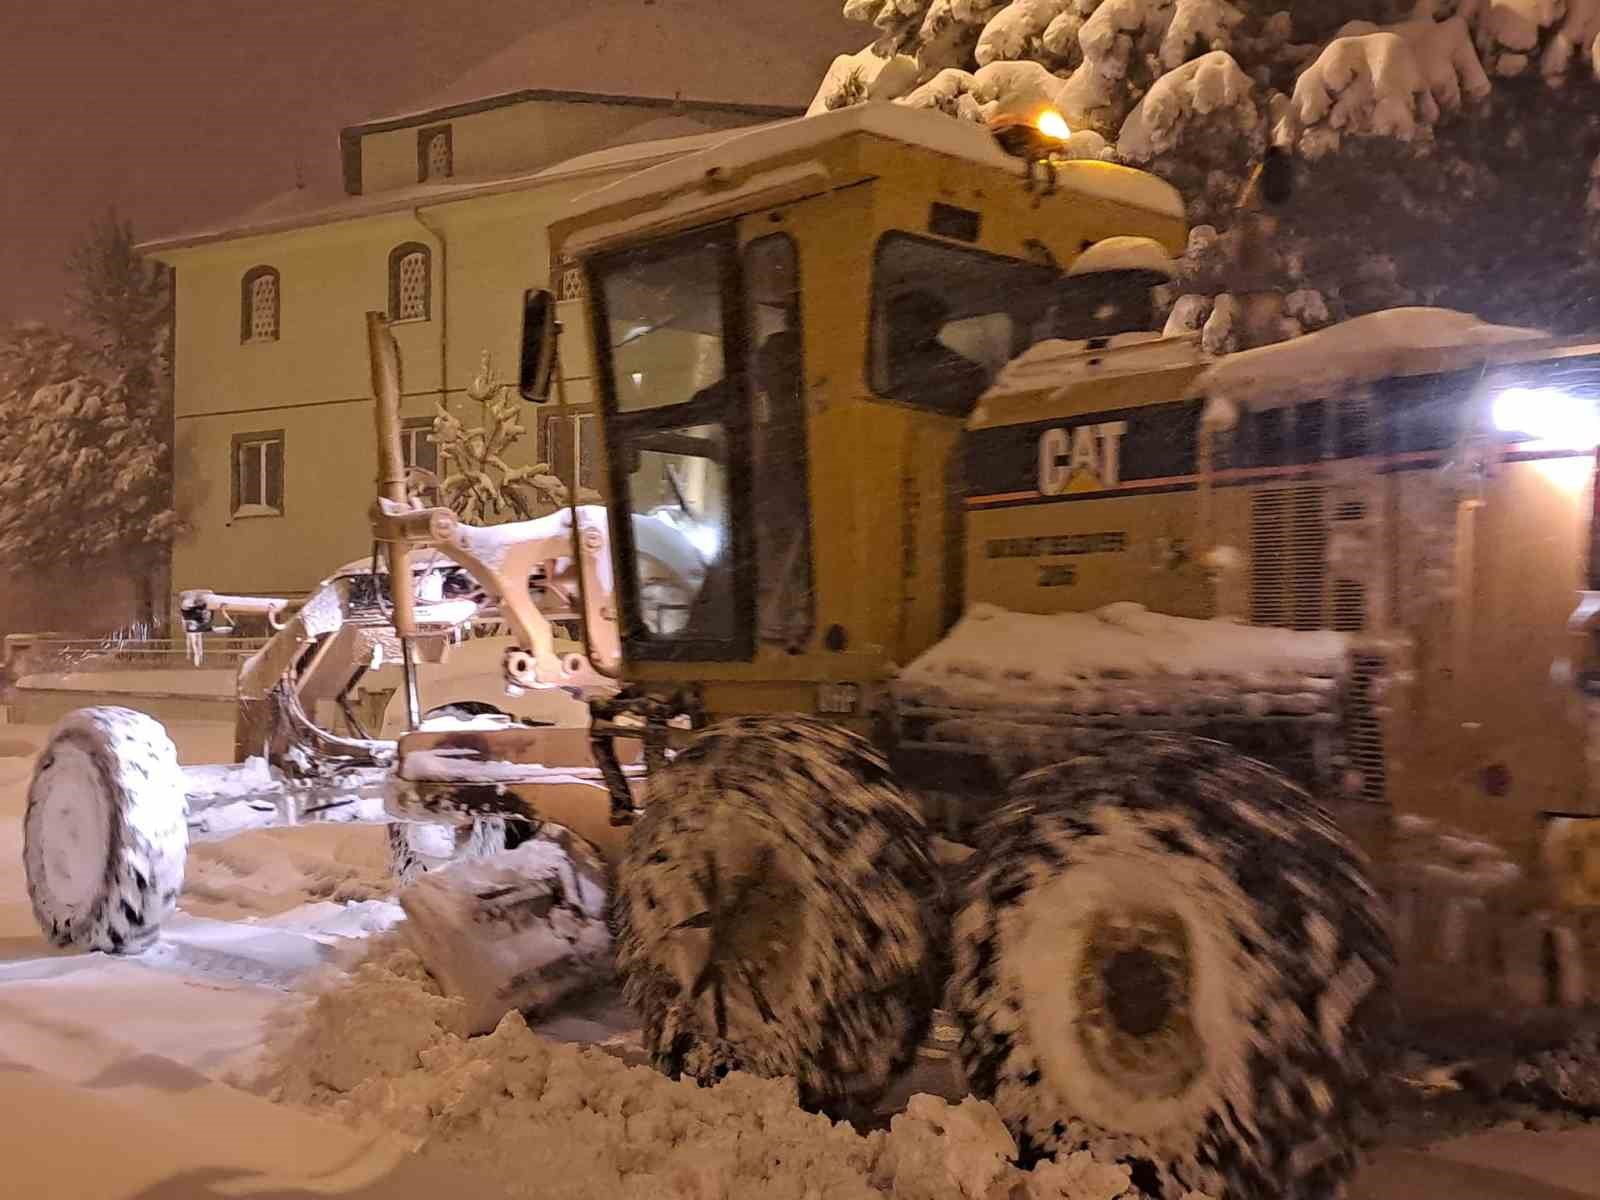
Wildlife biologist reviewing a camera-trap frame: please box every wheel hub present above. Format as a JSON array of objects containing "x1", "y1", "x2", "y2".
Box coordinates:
[
  {"x1": 1075, "y1": 906, "x2": 1203, "y2": 1101},
  {"x1": 1103, "y1": 946, "x2": 1175, "y2": 1037}
]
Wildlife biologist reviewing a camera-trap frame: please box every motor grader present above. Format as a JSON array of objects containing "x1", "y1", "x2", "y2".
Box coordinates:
[{"x1": 21, "y1": 101, "x2": 1600, "y2": 1199}]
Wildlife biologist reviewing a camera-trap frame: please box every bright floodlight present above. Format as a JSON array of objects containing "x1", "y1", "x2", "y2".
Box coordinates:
[
  {"x1": 1493, "y1": 386, "x2": 1600, "y2": 451},
  {"x1": 1035, "y1": 109, "x2": 1071, "y2": 141}
]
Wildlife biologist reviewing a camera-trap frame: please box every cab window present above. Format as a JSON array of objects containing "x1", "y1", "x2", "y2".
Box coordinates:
[{"x1": 593, "y1": 225, "x2": 750, "y2": 659}]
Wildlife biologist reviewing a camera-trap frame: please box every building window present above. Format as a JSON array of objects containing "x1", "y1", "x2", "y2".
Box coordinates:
[
  {"x1": 542, "y1": 410, "x2": 598, "y2": 494},
  {"x1": 241, "y1": 266, "x2": 280, "y2": 343},
  {"x1": 401, "y1": 416, "x2": 439, "y2": 482},
  {"x1": 231, "y1": 431, "x2": 284, "y2": 518},
  {"x1": 389, "y1": 243, "x2": 431, "y2": 322},
  {"x1": 418, "y1": 124, "x2": 452, "y2": 182}
]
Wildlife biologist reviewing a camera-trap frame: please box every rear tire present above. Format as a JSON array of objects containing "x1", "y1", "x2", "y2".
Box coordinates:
[
  {"x1": 24, "y1": 707, "x2": 187, "y2": 954},
  {"x1": 612, "y1": 716, "x2": 943, "y2": 1110},
  {"x1": 951, "y1": 735, "x2": 1393, "y2": 1200}
]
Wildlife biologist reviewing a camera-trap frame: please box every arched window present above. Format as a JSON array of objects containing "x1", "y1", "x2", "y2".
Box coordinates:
[
  {"x1": 241, "y1": 266, "x2": 280, "y2": 343},
  {"x1": 417, "y1": 124, "x2": 453, "y2": 182},
  {"x1": 388, "y1": 243, "x2": 431, "y2": 322}
]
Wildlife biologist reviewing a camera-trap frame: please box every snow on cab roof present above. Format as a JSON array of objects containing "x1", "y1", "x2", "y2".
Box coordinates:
[
  {"x1": 1196, "y1": 307, "x2": 1551, "y2": 428},
  {"x1": 565, "y1": 102, "x2": 1186, "y2": 223}
]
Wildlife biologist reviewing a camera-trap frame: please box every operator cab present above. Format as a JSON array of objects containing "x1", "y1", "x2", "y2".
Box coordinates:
[{"x1": 532, "y1": 102, "x2": 1187, "y2": 710}]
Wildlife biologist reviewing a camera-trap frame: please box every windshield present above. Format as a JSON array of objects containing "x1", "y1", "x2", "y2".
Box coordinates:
[
  {"x1": 594, "y1": 225, "x2": 746, "y2": 657},
  {"x1": 869, "y1": 233, "x2": 1160, "y2": 415}
]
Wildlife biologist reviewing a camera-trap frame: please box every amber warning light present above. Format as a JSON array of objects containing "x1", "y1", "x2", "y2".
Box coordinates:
[{"x1": 990, "y1": 108, "x2": 1072, "y2": 162}]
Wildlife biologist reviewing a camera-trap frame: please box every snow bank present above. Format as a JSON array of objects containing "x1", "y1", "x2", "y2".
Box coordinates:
[
  {"x1": 257, "y1": 945, "x2": 1147, "y2": 1200},
  {"x1": 1196, "y1": 306, "x2": 1549, "y2": 425},
  {"x1": 898, "y1": 601, "x2": 1348, "y2": 716}
]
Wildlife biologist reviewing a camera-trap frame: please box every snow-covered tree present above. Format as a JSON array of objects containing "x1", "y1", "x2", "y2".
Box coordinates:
[
  {"x1": 431, "y1": 351, "x2": 571, "y2": 524},
  {"x1": 0, "y1": 215, "x2": 179, "y2": 622},
  {"x1": 815, "y1": 0, "x2": 1600, "y2": 344}
]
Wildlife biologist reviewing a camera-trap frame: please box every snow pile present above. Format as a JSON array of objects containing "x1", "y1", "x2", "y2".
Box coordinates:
[
  {"x1": 897, "y1": 601, "x2": 1348, "y2": 716},
  {"x1": 182, "y1": 825, "x2": 392, "y2": 919},
  {"x1": 1196, "y1": 306, "x2": 1549, "y2": 425},
  {"x1": 256, "y1": 945, "x2": 1150, "y2": 1200}
]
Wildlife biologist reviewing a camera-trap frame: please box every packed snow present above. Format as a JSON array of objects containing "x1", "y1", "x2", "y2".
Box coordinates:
[
  {"x1": 897, "y1": 601, "x2": 1348, "y2": 715},
  {"x1": 251, "y1": 943, "x2": 1149, "y2": 1200}
]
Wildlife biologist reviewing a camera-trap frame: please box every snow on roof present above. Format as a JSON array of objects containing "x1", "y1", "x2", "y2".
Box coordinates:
[
  {"x1": 897, "y1": 602, "x2": 1349, "y2": 718},
  {"x1": 1066, "y1": 235, "x2": 1176, "y2": 278},
  {"x1": 1196, "y1": 307, "x2": 1551, "y2": 426},
  {"x1": 359, "y1": 6, "x2": 849, "y2": 123},
  {"x1": 139, "y1": 126, "x2": 742, "y2": 256},
  {"x1": 981, "y1": 331, "x2": 1204, "y2": 400},
  {"x1": 567, "y1": 101, "x2": 1185, "y2": 224}
]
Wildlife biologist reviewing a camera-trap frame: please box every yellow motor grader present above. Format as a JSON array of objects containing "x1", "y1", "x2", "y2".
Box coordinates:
[{"x1": 21, "y1": 101, "x2": 1600, "y2": 1199}]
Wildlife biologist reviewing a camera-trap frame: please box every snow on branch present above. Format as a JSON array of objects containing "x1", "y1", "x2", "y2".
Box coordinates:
[
  {"x1": 974, "y1": 0, "x2": 1075, "y2": 65},
  {"x1": 1118, "y1": 50, "x2": 1257, "y2": 162},
  {"x1": 1288, "y1": 31, "x2": 1441, "y2": 158}
]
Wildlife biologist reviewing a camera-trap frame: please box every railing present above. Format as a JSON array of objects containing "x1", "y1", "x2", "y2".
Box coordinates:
[{"x1": 3, "y1": 633, "x2": 270, "y2": 677}]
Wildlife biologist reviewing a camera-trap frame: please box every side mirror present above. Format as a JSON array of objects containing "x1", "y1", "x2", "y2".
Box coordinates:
[{"x1": 519, "y1": 288, "x2": 559, "y2": 402}]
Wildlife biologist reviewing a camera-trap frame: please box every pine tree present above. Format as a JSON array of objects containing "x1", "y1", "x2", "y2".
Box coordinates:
[
  {"x1": 0, "y1": 213, "x2": 180, "y2": 623},
  {"x1": 815, "y1": 0, "x2": 1600, "y2": 344}
]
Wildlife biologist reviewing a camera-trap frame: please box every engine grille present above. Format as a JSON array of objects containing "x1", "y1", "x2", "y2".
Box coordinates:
[
  {"x1": 1347, "y1": 653, "x2": 1389, "y2": 803},
  {"x1": 1250, "y1": 485, "x2": 1328, "y2": 630}
]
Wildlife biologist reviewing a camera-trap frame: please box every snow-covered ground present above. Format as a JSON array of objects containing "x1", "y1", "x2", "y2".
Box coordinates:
[{"x1": 2, "y1": 718, "x2": 1600, "y2": 1199}]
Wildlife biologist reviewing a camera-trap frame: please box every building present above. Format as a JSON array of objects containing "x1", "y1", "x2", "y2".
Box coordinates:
[{"x1": 141, "y1": 87, "x2": 796, "y2": 608}]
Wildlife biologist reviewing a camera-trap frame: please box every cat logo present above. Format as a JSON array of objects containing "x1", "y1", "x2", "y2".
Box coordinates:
[{"x1": 1037, "y1": 421, "x2": 1129, "y2": 496}]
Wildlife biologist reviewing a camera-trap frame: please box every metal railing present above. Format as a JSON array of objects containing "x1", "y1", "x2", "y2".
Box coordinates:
[{"x1": 3, "y1": 633, "x2": 269, "y2": 677}]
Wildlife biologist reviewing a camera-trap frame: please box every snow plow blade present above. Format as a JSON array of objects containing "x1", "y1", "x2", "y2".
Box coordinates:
[{"x1": 398, "y1": 828, "x2": 612, "y2": 1036}]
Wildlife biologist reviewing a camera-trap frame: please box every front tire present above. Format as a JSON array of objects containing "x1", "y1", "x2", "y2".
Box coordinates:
[
  {"x1": 612, "y1": 716, "x2": 943, "y2": 1110},
  {"x1": 952, "y1": 735, "x2": 1392, "y2": 1200},
  {"x1": 24, "y1": 707, "x2": 188, "y2": 954}
]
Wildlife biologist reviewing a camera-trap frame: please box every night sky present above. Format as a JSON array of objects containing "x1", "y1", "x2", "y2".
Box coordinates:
[{"x1": 2, "y1": 0, "x2": 861, "y2": 328}]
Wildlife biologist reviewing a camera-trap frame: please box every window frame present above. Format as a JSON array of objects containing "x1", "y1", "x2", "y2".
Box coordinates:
[
  {"x1": 589, "y1": 222, "x2": 756, "y2": 663},
  {"x1": 230, "y1": 429, "x2": 285, "y2": 519},
  {"x1": 865, "y1": 231, "x2": 1059, "y2": 411},
  {"x1": 240, "y1": 265, "x2": 280, "y2": 344},
  {"x1": 541, "y1": 408, "x2": 599, "y2": 496},
  {"x1": 417, "y1": 124, "x2": 453, "y2": 182},
  {"x1": 388, "y1": 242, "x2": 432, "y2": 323},
  {"x1": 743, "y1": 230, "x2": 815, "y2": 650}
]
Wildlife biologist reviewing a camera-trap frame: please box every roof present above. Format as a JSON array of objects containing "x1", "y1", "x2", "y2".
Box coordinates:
[
  {"x1": 362, "y1": 7, "x2": 855, "y2": 123},
  {"x1": 337, "y1": 89, "x2": 802, "y2": 196},
  {"x1": 562, "y1": 102, "x2": 1186, "y2": 228},
  {"x1": 138, "y1": 123, "x2": 758, "y2": 257}
]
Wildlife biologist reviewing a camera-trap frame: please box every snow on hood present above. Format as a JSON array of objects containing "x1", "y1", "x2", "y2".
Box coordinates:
[
  {"x1": 982, "y1": 332, "x2": 1203, "y2": 399},
  {"x1": 899, "y1": 602, "x2": 1349, "y2": 715},
  {"x1": 1067, "y1": 236, "x2": 1176, "y2": 279},
  {"x1": 1197, "y1": 307, "x2": 1549, "y2": 429}
]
